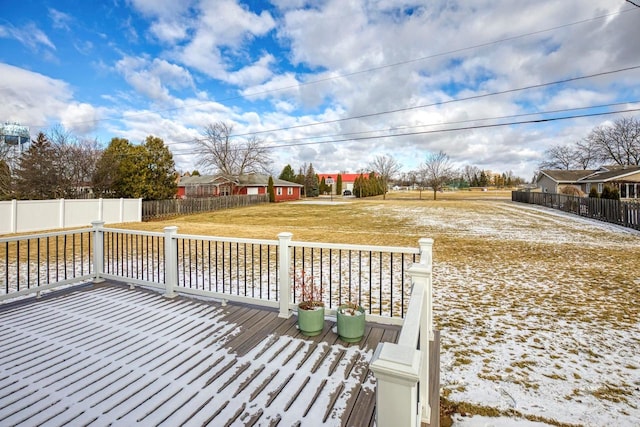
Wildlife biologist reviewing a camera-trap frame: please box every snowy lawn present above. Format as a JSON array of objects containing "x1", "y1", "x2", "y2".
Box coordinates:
[
  {"x1": 380, "y1": 199, "x2": 640, "y2": 427},
  {"x1": 75, "y1": 193, "x2": 640, "y2": 426}
]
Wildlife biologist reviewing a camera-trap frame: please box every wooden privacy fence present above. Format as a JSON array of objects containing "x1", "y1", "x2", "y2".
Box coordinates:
[
  {"x1": 142, "y1": 195, "x2": 269, "y2": 221},
  {"x1": 512, "y1": 191, "x2": 640, "y2": 230}
]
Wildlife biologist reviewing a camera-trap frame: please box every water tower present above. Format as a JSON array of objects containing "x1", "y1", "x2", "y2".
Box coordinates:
[{"x1": 1, "y1": 122, "x2": 30, "y2": 167}]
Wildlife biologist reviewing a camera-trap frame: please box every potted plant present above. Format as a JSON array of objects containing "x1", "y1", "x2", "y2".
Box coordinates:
[
  {"x1": 336, "y1": 301, "x2": 365, "y2": 342},
  {"x1": 293, "y1": 270, "x2": 325, "y2": 337}
]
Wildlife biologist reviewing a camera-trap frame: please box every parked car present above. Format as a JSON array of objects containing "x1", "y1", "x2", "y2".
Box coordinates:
[{"x1": 343, "y1": 190, "x2": 352, "y2": 196}]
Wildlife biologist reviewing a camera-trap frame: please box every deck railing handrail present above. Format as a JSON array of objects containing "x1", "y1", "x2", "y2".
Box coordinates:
[
  {"x1": 1, "y1": 221, "x2": 438, "y2": 426},
  {"x1": 290, "y1": 239, "x2": 422, "y2": 255},
  {"x1": 370, "y1": 238, "x2": 437, "y2": 427}
]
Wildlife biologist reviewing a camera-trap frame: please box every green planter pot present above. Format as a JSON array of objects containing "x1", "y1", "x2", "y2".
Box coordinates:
[
  {"x1": 336, "y1": 304, "x2": 366, "y2": 342},
  {"x1": 297, "y1": 305, "x2": 325, "y2": 336}
]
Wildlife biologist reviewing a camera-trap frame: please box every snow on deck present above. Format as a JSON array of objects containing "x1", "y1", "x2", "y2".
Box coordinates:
[{"x1": 0, "y1": 283, "x2": 399, "y2": 426}]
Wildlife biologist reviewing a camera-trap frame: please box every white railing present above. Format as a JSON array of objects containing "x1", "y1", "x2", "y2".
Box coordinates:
[
  {"x1": 0, "y1": 227, "x2": 95, "y2": 301},
  {"x1": 94, "y1": 223, "x2": 421, "y2": 323},
  {"x1": 370, "y1": 238, "x2": 437, "y2": 426},
  {"x1": 1, "y1": 222, "x2": 438, "y2": 425}
]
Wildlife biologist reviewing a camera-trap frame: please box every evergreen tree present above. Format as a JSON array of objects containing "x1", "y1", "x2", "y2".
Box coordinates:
[
  {"x1": 14, "y1": 132, "x2": 59, "y2": 199},
  {"x1": 336, "y1": 174, "x2": 343, "y2": 194},
  {"x1": 588, "y1": 187, "x2": 599, "y2": 198},
  {"x1": 142, "y1": 136, "x2": 177, "y2": 200},
  {"x1": 600, "y1": 186, "x2": 612, "y2": 199},
  {"x1": 319, "y1": 176, "x2": 328, "y2": 194},
  {"x1": 279, "y1": 164, "x2": 297, "y2": 182},
  {"x1": 304, "y1": 163, "x2": 319, "y2": 197},
  {"x1": 611, "y1": 187, "x2": 620, "y2": 200},
  {"x1": 479, "y1": 170, "x2": 489, "y2": 187},
  {"x1": 0, "y1": 159, "x2": 12, "y2": 200},
  {"x1": 93, "y1": 136, "x2": 176, "y2": 200},
  {"x1": 267, "y1": 176, "x2": 275, "y2": 202}
]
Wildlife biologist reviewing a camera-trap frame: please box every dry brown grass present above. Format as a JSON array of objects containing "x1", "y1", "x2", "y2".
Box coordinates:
[{"x1": 9, "y1": 190, "x2": 638, "y2": 424}]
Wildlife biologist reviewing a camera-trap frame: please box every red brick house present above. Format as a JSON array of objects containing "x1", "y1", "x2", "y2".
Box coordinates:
[
  {"x1": 177, "y1": 173, "x2": 303, "y2": 202},
  {"x1": 317, "y1": 173, "x2": 362, "y2": 194}
]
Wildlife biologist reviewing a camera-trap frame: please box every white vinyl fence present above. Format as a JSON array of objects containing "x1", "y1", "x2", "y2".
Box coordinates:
[{"x1": 0, "y1": 198, "x2": 142, "y2": 234}]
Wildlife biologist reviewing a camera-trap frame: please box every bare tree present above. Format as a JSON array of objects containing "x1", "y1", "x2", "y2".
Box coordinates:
[
  {"x1": 538, "y1": 144, "x2": 578, "y2": 170},
  {"x1": 574, "y1": 137, "x2": 600, "y2": 169},
  {"x1": 420, "y1": 151, "x2": 455, "y2": 200},
  {"x1": 195, "y1": 122, "x2": 272, "y2": 181},
  {"x1": 462, "y1": 165, "x2": 481, "y2": 185},
  {"x1": 48, "y1": 126, "x2": 102, "y2": 197},
  {"x1": 366, "y1": 154, "x2": 401, "y2": 200},
  {"x1": 587, "y1": 117, "x2": 640, "y2": 166}
]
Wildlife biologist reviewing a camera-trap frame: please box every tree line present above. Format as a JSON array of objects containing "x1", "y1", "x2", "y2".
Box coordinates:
[
  {"x1": 1, "y1": 119, "x2": 529, "y2": 202},
  {"x1": 0, "y1": 128, "x2": 177, "y2": 201},
  {"x1": 276, "y1": 153, "x2": 525, "y2": 201}
]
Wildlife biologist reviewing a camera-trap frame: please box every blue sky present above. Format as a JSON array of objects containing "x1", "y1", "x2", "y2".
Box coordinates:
[{"x1": 1, "y1": 0, "x2": 639, "y2": 180}]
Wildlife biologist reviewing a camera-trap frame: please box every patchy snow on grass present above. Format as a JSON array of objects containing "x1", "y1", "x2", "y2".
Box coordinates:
[
  {"x1": 452, "y1": 414, "x2": 556, "y2": 426},
  {"x1": 388, "y1": 200, "x2": 640, "y2": 426}
]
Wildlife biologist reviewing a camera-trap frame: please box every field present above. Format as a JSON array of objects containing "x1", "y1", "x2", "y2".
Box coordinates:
[{"x1": 116, "y1": 190, "x2": 640, "y2": 426}]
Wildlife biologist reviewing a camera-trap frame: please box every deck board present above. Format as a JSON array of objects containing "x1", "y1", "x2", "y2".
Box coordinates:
[{"x1": 0, "y1": 282, "x2": 400, "y2": 426}]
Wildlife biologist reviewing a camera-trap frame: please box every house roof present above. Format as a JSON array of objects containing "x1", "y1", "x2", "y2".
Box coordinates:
[
  {"x1": 578, "y1": 165, "x2": 640, "y2": 182},
  {"x1": 317, "y1": 173, "x2": 368, "y2": 182},
  {"x1": 539, "y1": 170, "x2": 596, "y2": 183},
  {"x1": 177, "y1": 175, "x2": 226, "y2": 186},
  {"x1": 178, "y1": 174, "x2": 302, "y2": 188},
  {"x1": 539, "y1": 166, "x2": 640, "y2": 184},
  {"x1": 238, "y1": 173, "x2": 303, "y2": 187}
]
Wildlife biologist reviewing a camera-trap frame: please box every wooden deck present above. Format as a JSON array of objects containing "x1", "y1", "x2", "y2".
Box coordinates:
[{"x1": 0, "y1": 282, "x2": 400, "y2": 426}]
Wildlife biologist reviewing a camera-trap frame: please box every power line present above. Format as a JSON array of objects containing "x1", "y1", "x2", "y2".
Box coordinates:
[
  {"x1": 227, "y1": 65, "x2": 640, "y2": 138},
  {"x1": 168, "y1": 106, "x2": 640, "y2": 156},
  {"x1": 626, "y1": 0, "x2": 640, "y2": 8},
  {"x1": 249, "y1": 101, "x2": 640, "y2": 145},
  {"x1": 19, "y1": 7, "x2": 638, "y2": 130},
  {"x1": 271, "y1": 108, "x2": 640, "y2": 149},
  {"x1": 165, "y1": 100, "x2": 639, "y2": 150}
]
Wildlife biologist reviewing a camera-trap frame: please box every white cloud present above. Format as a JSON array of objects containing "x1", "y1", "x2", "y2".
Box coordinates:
[
  {"x1": 171, "y1": 0, "x2": 276, "y2": 84},
  {"x1": 60, "y1": 103, "x2": 100, "y2": 134},
  {"x1": 5, "y1": 0, "x2": 635, "y2": 181},
  {"x1": 48, "y1": 8, "x2": 73, "y2": 31},
  {"x1": 115, "y1": 56, "x2": 195, "y2": 102},
  {"x1": 0, "y1": 63, "x2": 101, "y2": 136},
  {"x1": 0, "y1": 22, "x2": 55, "y2": 51}
]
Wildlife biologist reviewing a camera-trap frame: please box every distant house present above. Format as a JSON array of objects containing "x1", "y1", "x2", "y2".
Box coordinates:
[
  {"x1": 177, "y1": 173, "x2": 302, "y2": 202},
  {"x1": 317, "y1": 173, "x2": 362, "y2": 194},
  {"x1": 537, "y1": 165, "x2": 640, "y2": 198}
]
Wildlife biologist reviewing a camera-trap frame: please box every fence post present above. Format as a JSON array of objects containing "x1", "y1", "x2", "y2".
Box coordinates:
[
  {"x1": 11, "y1": 199, "x2": 17, "y2": 233},
  {"x1": 92, "y1": 221, "x2": 105, "y2": 283},
  {"x1": 164, "y1": 226, "x2": 178, "y2": 298},
  {"x1": 59, "y1": 199, "x2": 65, "y2": 229},
  {"x1": 278, "y1": 232, "x2": 293, "y2": 318}
]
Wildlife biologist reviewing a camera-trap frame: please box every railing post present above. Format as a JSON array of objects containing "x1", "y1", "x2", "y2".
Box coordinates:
[
  {"x1": 372, "y1": 237, "x2": 435, "y2": 426},
  {"x1": 417, "y1": 237, "x2": 434, "y2": 423},
  {"x1": 164, "y1": 226, "x2": 178, "y2": 298},
  {"x1": 418, "y1": 238, "x2": 434, "y2": 338},
  {"x1": 278, "y1": 232, "x2": 293, "y2": 318},
  {"x1": 370, "y1": 343, "x2": 421, "y2": 426},
  {"x1": 92, "y1": 221, "x2": 105, "y2": 283},
  {"x1": 410, "y1": 264, "x2": 433, "y2": 423}
]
